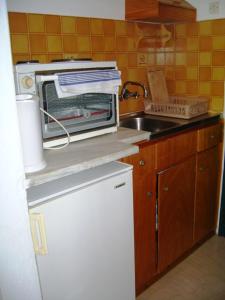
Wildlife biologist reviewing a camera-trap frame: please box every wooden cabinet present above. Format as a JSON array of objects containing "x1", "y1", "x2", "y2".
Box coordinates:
[
  {"x1": 121, "y1": 143, "x2": 157, "y2": 294},
  {"x1": 125, "y1": 0, "x2": 196, "y2": 22},
  {"x1": 194, "y1": 124, "x2": 222, "y2": 243},
  {"x1": 197, "y1": 123, "x2": 222, "y2": 152},
  {"x1": 157, "y1": 156, "x2": 196, "y2": 272},
  {"x1": 194, "y1": 147, "x2": 219, "y2": 243},
  {"x1": 121, "y1": 121, "x2": 222, "y2": 294},
  {"x1": 156, "y1": 130, "x2": 197, "y2": 170}
]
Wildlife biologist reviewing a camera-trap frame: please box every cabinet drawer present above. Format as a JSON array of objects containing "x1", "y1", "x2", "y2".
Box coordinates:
[
  {"x1": 156, "y1": 130, "x2": 197, "y2": 170},
  {"x1": 121, "y1": 143, "x2": 156, "y2": 177},
  {"x1": 197, "y1": 123, "x2": 222, "y2": 152}
]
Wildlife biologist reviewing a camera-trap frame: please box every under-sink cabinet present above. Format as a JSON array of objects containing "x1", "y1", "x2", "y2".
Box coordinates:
[{"x1": 121, "y1": 122, "x2": 222, "y2": 295}]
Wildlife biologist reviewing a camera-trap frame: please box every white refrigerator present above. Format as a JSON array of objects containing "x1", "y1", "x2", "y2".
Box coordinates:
[{"x1": 28, "y1": 162, "x2": 135, "y2": 300}]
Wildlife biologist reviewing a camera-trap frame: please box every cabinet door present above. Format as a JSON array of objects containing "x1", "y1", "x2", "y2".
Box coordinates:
[
  {"x1": 158, "y1": 156, "x2": 196, "y2": 272},
  {"x1": 122, "y1": 144, "x2": 156, "y2": 294},
  {"x1": 194, "y1": 147, "x2": 219, "y2": 242}
]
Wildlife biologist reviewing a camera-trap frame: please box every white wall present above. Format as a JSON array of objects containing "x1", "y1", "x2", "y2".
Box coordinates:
[
  {"x1": 7, "y1": 0, "x2": 125, "y2": 20},
  {"x1": 0, "y1": 1, "x2": 42, "y2": 299},
  {"x1": 188, "y1": 0, "x2": 225, "y2": 21}
]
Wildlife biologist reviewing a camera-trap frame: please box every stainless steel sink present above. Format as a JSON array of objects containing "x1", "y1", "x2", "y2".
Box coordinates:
[{"x1": 119, "y1": 115, "x2": 180, "y2": 138}]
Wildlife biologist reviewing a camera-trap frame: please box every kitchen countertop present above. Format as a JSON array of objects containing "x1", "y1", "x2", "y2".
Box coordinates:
[
  {"x1": 25, "y1": 127, "x2": 149, "y2": 188},
  {"x1": 25, "y1": 112, "x2": 221, "y2": 189}
]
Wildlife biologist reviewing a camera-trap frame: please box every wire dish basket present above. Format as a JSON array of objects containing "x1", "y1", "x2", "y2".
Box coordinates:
[{"x1": 144, "y1": 96, "x2": 209, "y2": 119}]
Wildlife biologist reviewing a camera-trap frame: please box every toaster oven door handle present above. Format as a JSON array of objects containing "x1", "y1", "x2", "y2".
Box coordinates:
[{"x1": 36, "y1": 75, "x2": 58, "y2": 83}]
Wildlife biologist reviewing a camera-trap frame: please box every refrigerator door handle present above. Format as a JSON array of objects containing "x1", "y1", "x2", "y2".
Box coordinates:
[{"x1": 29, "y1": 213, "x2": 48, "y2": 255}]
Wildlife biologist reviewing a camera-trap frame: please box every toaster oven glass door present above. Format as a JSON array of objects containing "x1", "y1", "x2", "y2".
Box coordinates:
[{"x1": 38, "y1": 81, "x2": 117, "y2": 139}]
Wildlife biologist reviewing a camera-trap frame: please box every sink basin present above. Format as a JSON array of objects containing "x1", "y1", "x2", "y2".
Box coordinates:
[{"x1": 119, "y1": 116, "x2": 179, "y2": 136}]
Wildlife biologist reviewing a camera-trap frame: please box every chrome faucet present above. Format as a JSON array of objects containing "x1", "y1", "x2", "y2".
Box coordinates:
[{"x1": 120, "y1": 81, "x2": 148, "y2": 100}]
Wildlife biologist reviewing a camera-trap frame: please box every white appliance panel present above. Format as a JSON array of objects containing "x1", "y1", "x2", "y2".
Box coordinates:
[{"x1": 29, "y1": 163, "x2": 135, "y2": 300}]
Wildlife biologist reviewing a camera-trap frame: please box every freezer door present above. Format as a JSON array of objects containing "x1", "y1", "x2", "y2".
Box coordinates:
[{"x1": 30, "y1": 169, "x2": 135, "y2": 300}]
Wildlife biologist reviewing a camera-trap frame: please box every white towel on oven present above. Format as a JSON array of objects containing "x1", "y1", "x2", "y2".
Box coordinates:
[{"x1": 54, "y1": 69, "x2": 121, "y2": 98}]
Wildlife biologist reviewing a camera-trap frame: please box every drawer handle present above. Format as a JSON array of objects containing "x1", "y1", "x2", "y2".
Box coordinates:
[
  {"x1": 163, "y1": 186, "x2": 169, "y2": 192},
  {"x1": 210, "y1": 135, "x2": 215, "y2": 139},
  {"x1": 139, "y1": 160, "x2": 145, "y2": 166}
]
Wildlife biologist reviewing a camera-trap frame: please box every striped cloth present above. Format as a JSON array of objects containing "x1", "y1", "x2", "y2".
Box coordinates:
[{"x1": 54, "y1": 69, "x2": 121, "y2": 98}]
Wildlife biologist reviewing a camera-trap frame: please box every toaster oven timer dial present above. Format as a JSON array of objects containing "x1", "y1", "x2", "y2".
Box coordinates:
[{"x1": 21, "y1": 76, "x2": 34, "y2": 89}]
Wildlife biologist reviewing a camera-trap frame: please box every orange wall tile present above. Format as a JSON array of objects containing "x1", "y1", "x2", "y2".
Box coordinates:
[{"x1": 9, "y1": 12, "x2": 225, "y2": 114}]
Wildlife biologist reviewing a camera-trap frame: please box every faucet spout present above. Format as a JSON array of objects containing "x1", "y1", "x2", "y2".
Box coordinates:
[{"x1": 120, "y1": 81, "x2": 148, "y2": 100}]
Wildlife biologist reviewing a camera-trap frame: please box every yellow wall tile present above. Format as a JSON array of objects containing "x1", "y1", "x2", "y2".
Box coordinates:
[
  {"x1": 186, "y1": 22, "x2": 199, "y2": 36},
  {"x1": 116, "y1": 54, "x2": 128, "y2": 67},
  {"x1": 212, "y1": 19, "x2": 225, "y2": 35},
  {"x1": 47, "y1": 35, "x2": 62, "y2": 53},
  {"x1": 48, "y1": 54, "x2": 63, "y2": 62},
  {"x1": 103, "y1": 19, "x2": 115, "y2": 36},
  {"x1": 127, "y1": 68, "x2": 139, "y2": 81},
  {"x1": 92, "y1": 53, "x2": 106, "y2": 60},
  {"x1": 62, "y1": 36, "x2": 77, "y2": 52},
  {"x1": 211, "y1": 81, "x2": 224, "y2": 96},
  {"x1": 61, "y1": 16, "x2": 76, "y2": 33},
  {"x1": 116, "y1": 37, "x2": 128, "y2": 52},
  {"x1": 127, "y1": 38, "x2": 136, "y2": 52},
  {"x1": 199, "y1": 21, "x2": 212, "y2": 36},
  {"x1": 45, "y1": 15, "x2": 61, "y2": 33},
  {"x1": 90, "y1": 19, "x2": 103, "y2": 35},
  {"x1": 175, "y1": 53, "x2": 186, "y2": 65},
  {"x1": 126, "y1": 22, "x2": 136, "y2": 37},
  {"x1": 175, "y1": 81, "x2": 186, "y2": 94},
  {"x1": 210, "y1": 96, "x2": 224, "y2": 112},
  {"x1": 12, "y1": 54, "x2": 30, "y2": 64},
  {"x1": 199, "y1": 36, "x2": 212, "y2": 51},
  {"x1": 31, "y1": 54, "x2": 48, "y2": 63},
  {"x1": 76, "y1": 17, "x2": 90, "y2": 35},
  {"x1": 186, "y1": 52, "x2": 198, "y2": 66},
  {"x1": 212, "y1": 67, "x2": 225, "y2": 80},
  {"x1": 175, "y1": 66, "x2": 186, "y2": 80},
  {"x1": 115, "y1": 20, "x2": 127, "y2": 36},
  {"x1": 199, "y1": 82, "x2": 211, "y2": 95},
  {"x1": 199, "y1": 66, "x2": 211, "y2": 81},
  {"x1": 9, "y1": 12, "x2": 28, "y2": 33},
  {"x1": 186, "y1": 81, "x2": 198, "y2": 94},
  {"x1": 187, "y1": 67, "x2": 198, "y2": 80},
  {"x1": 77, "y1": 36, "x2": 91, "y2": 52},
  {"x1": 28, "y1": 14, "x2": 45, "y2": 33},
  {"x1": 212, "y1": 36, "x2": 225, "y2": 50},
  {"x1": 91, "y1": 36, "x2": 104, "y2": 52},
  {"x1": 104, "y1": 36, "x2": 116, "y2": 52},
  {"x1": 175, "y1": 24, "x2": 186, "y2": 37},
  {"x1": 30, "y1": 34, "x2": 47, "y2": 53},
  {"x1": 212, "y1": 51, "x2": 225, "y2": 66},
  {"x1": 11, "y1": 34, "x2": 29, "y2": 53},
  {"x1": 199, "y1": 52, "x2": 212, "y2": 65},
  {"x1": 128, "y1": 53, "x2": 137, "y2": 67},
  {"x1": 187, "y1": 37, "x2": 198, "y2": 51}
]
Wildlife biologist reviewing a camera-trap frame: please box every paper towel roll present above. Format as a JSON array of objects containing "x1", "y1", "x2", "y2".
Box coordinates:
[{"x1": 16, "y1": 94, "x2": 46, "y2": 173}]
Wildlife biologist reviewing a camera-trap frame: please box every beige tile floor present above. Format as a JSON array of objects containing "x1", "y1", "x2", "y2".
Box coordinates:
[{"x1": 137, "y1": 236, "x2": 225, "y2": 300}]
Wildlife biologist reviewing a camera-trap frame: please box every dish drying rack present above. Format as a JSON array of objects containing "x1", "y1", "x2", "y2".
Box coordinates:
[{"x1": 145, "y1": 70, "x2": 208, "y2": 119}]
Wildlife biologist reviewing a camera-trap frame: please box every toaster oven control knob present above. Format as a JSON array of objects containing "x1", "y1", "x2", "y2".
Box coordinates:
[{"x1": 21, "y1": 76, "x2": 34, "y2": 89}]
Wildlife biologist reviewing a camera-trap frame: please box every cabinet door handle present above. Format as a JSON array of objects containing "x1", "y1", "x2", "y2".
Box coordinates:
[
  {"x1": 139, "y1": 159, "x2": 145, "y2": 166},
  {"x1": 147, "y1": 191, "x2": 153, "y2": 198},
  {"x1": 163, "y1": 186, "x2": 169, "y2": 192}
]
